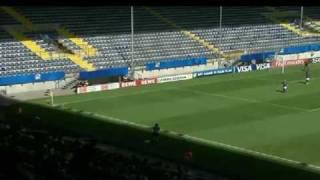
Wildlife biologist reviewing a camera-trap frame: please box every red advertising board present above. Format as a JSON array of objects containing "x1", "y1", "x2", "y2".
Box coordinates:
[
  {"x1": 135, "y1": 78, "x2": 157, "y2": 86},
  {"x1": 271, "y1": 59, "x2": 309, "y2": 68},
  {"x1": 77, "y1": 78, "x2": 158, "y2": 94},
  {"x1": 120, "y1": 81, "x2": 137, "y2": 88}
]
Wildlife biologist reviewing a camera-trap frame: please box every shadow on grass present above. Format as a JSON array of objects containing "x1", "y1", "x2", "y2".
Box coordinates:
[{"x1": 276, "y1": 90, "x2": 284, "y2": 93}]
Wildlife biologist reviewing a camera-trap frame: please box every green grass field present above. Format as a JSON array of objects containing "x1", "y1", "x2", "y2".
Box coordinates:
[{"x1": 32, "y1": 64, "x2": 320, "y2": 168}]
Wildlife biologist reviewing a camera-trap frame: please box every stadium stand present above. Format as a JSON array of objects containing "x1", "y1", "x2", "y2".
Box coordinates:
[
  {"x1": 0, "y1": 6, "x2": 320, "y2": 80},
  {"x1": 2, "y1": 6, "x2": 320, "y2": 180}
]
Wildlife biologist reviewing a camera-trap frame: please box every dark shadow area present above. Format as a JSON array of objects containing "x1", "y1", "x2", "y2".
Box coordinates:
[{"x1": 1, "y1": 101, "x2": 320, "y2": 180}]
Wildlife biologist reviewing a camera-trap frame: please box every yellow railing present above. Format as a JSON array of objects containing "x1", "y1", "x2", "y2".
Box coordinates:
[{"x1": 144, "y1": 6, "x2": 224, "y2": 58}]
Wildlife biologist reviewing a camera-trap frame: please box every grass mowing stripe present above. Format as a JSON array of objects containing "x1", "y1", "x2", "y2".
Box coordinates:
[
  {"x1": 69, "y1": 108, "x2": 320, "y2": 171},
  {"x1": 60, "y1": 75, "x2": 315, "y2": 109},
  {"x1": 174, "y1": 87, "x2": 309, "y2": 112},
  {"x1": 60, "y1": 87, "x2": 178, "y2": 106},
  {"x1": 183, "y1": 135, "x2": 320, "y2": 170}
]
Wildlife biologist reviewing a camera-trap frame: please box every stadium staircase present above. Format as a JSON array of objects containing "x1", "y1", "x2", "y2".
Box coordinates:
[
  {"x1": 0, "y1": 6, "x2": 96, "y2": 71},
  {"x1": 5, "y1": 29, "x2": 51, "y2": 60},
  {"x1": 56, "y1": 27, "x2": 98, "y2": 57},
  {"x1": 264, "y1": 7, "x2": 320, "y2": 37},
  {"x1": 67, "y1": 54, "x2": 94, "y2": 71},
  {"x1": 143, "y1": 7, "x2": 224, "y2": 59},
  {"x1": 61, "y1": 78, "x2": 78, "y2": 90}
]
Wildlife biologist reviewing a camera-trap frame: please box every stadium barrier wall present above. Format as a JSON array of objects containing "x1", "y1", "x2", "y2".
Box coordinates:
[
  {"x1": 135, "y1": 62, "x2": 218, "y2": 79},
  {"x1": 271, "y1": 59, "x2": 309, "y2": 68},
  {"x1": 240, "y1": 51, "x2": 275, "y2": 62},
  {"x1": 193, "y1": 67, "x2": 233, "y2": 78},
  {"x1": 79, "y1": 66, "x2": 128, "y2": 80},
  {"x1": 0, "y1": 71, "x2": 65, "y2": 86},
  {"x1": 157, "y1": 73, "x2": 193, "y2": 83},
  {"x1": 280, "y1": 43, "x2": 320, "y2": 55},
  {"x1": 8, "y1": 102, "x2": 320, "y2": 180},
  {"x1": 5, "y1": 81, "x2": 58, "y2": 94},
  {"x1": 76, "y1": 56, "x2": 313, "y2": 94},
  {"x1": 77, "y1": 79, "x2": 157, "y2": 94},
  {"x1": 77, "y1": 73, "x2": 193, "y2": 94},
  {"x1": 145, "y1": 57, "x2": 207, "y2": 71},
  {"x1": 77, "y1": 63, "x2": 275, "y2": 94},
  {"x1": 275, "y1": 50, "x2": 320, "y2": 61},
  {"x1": 234, "y1": 63, "x2": 271, "y2": 73}
]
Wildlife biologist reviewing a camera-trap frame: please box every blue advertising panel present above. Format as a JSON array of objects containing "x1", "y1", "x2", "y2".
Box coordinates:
[
  {"x1": 146, "y1": 57, "x2": 207, "y2": 71},
  {"x1": 280, "y1": 43, "x2": 320, "y2": 55},
  {"x1": 193, "y1": 67, "x2": 233, "y2": 78},
  {"x1": 240, "y1": 52, "x2": 275, "y2": 62},
  {"x1": 0, "y1": 71, "x2": 65, "y2": 86},
  {"x1": 79, "y1": 67, "x2": 128, "y2": 80}
]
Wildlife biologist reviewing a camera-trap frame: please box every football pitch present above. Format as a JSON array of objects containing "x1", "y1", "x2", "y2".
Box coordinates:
[{"x1": 32, "y1": 64, "x2": 320, "y2": 168}]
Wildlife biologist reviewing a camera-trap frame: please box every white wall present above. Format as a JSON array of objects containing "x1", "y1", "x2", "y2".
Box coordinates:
[
  {"x1": 134, "y1": 62, "x2": 219, "y2": 79},
  {"x1": 1, "y1": 79, "x2": 71, "y2": 95},
  {"x1": 275, "y1": 51, "x2": 320, "y2": 61}
]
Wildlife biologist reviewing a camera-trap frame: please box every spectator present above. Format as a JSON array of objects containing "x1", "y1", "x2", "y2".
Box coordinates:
[{"x1": 184, "y1": 150, "x2": 193, "y2": 161}]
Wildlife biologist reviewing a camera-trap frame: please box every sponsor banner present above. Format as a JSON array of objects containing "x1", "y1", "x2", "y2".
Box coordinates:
[
  {"x1": 107, "y1": 82, "x2": 120, "y2": 90},
  {"x1": 135, "y1": 78, "x2": 157, "y2": 86},
  {"x1": 77, "y1": 87, "x2": 87, "y2": 94},
  {"x1": 235, "y1": 63, "x2": 271, "y2": 73},
  {"x1": 120, "y1": 81, "x2": 137, "y2": 88},
  {"x1": 77, "y1": 82, "x2": 120, "y2": 94},
  {"x1": 87, "y1": 85, "x2": 101, "y2": 92},
  {"x1": 157, "y1": 74, "x2": 193, "y2": 83},
  {"x1": 255, "y1": 63, "x2": 271, "y2": 71},
  {"x1": 271, "y1": 59, "x2": 308, "y2": 68},
  {"x1": 235, "y1": 65, "x2": 253, "y2": 73},
  {"x1": 193, "y1": 67, "x2": 233, "y2": 78}
]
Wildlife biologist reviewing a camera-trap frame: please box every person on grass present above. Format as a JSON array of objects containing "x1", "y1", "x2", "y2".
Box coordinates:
[
  {"x1": 282, "y1": 80, "x2": 288, "y2": 93},
  {"x1": 305, "y1": 63, "x2": 311, "y2": 85}
]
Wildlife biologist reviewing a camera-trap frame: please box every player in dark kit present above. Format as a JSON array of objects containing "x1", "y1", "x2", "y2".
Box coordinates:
[
  {"x1": 282, "y1": 80, "x2": 288, "y2": 93},
  {"x1": 304, "y1": 61, "x2": 311, "y2": 85}
]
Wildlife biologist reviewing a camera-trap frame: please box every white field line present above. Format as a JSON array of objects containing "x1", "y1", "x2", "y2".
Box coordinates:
[
  {"x1": 175, "y1": 87, "x2": 309, "y2": 112},
  {"x1": 255, "y1": 77, "x2": 320, "y2": 83},
  {"x1": 72, "y1": 109, "x2": 320, "y2": 171},
  {"x1": 309, "y1": 107, "x2": 320, "y2": 112},
  {"x1": 60, "y1": 87, "x2": 176, "y2": 106},
  {"x1": 184, "y1": 135, "x2": 320, "y2": 170}
]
